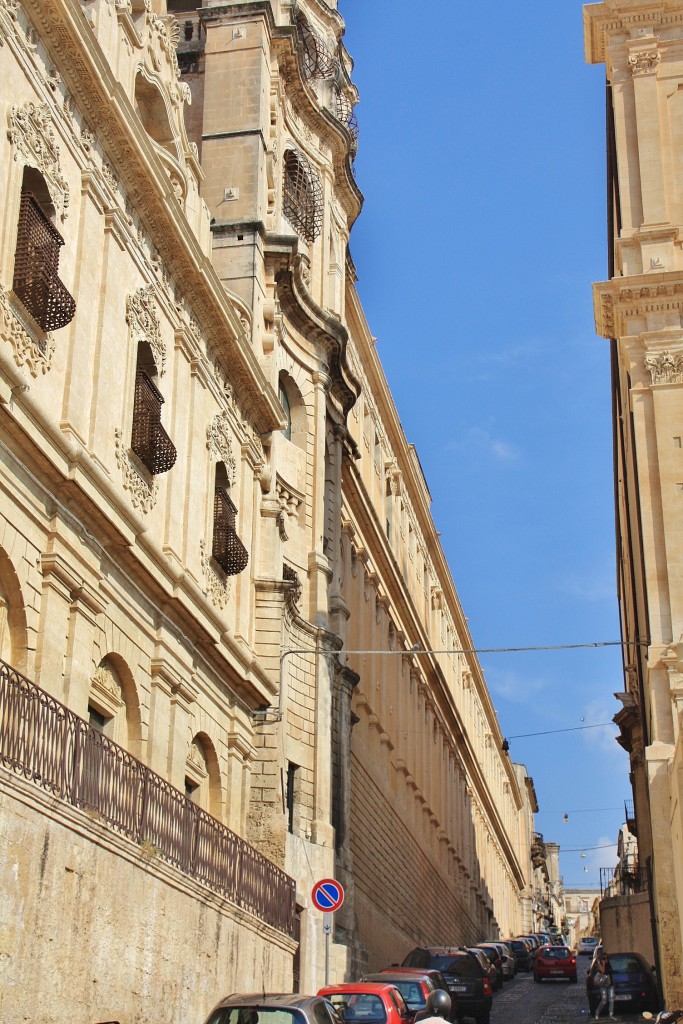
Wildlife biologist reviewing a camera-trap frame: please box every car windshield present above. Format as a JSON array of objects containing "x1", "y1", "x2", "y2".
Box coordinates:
[
  {"x1": 206, "y1": 1011, "x2": 307, "y2": 1024},
  {"x1": 378, "y1": 982, "x2": 423, "y2": 1010},
  {"x1": 609, "y1": 956, "x2": 645, "y2": 973},
  {"x1": 325, "y1": 995, "x2": 387, "y2": 1024},
  {"x1": 429, "y1": 956, "x2": 480, "y2": 978}
]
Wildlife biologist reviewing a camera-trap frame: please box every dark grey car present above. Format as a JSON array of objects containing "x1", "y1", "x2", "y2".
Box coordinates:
[{"x1": 203, "y1": 994, "x2": 344, "y2": 1024}]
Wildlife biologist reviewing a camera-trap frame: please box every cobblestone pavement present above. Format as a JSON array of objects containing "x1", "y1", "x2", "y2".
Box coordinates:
[{"x1": 489, "y1": 969, "x2": 644, "y2": 1024}]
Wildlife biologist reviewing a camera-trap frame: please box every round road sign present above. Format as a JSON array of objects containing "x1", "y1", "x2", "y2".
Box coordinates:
[{"x1": 312, "y1": 877, "x2": 345, "y2": 913}]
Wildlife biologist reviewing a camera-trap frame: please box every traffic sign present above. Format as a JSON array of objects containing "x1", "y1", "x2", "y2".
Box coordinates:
[{"x1": 312, "y1": 877, "x2": 345, "y2": 913}]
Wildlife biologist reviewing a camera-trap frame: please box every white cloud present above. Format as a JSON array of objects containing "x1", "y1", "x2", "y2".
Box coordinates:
[
  {"x1": 556, "y1": 566, "x2": 617, "y2": 604},
  {"x1": 486, "y1": 667, "x2": 548, "y2": 704},
  {"x1": 446, "y1": 426, "x2": 520, "y2": 463}
]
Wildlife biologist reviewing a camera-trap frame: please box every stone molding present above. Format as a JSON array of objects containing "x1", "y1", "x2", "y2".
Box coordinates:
[
  {"x1": 0, "y1": 285, "x2": 55, "y2": 376},
  {"x1": 199, "y1": 538, "x2": 230, "y2": 609},
  {"x1": 593, "y1": 275, "x2": 683, "y2": 339},
  {"x1": 127, "y1": 286, "x2": 166, "y2": 376},
  {"x1": 7, "y1": 99, "x2": 70, "y2": 219},
  {"x1": 114, "y1": 426, "x2": 159, "y2": 513},
  {"x1": 644, "y1": 350, "x2": 683, "y2": 385},
  {"x1": 206, "y1": 411, "x2": 237, "y2": 483},
  {"x1": 629, "y1": 49, "x2": 660, "y2": 75}
]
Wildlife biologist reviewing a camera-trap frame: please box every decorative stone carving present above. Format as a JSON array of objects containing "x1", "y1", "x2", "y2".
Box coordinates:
[
  {"x1": 629, "y1": 50, "x2": 660, "y2": 75},
  {"x1": 644, "y1": 350, "x2": 683, "y2": 385},
  {"x1": 126, "y1": 286, "x2": 166, "y2": 375},
  {"x1": 283, "y1": 563, "x2": 302, "y2": 611},
  {"x1": 0, "y1": 286, "x2": 55, "y2": 377},
  {"x1": 206, "y1": 411, "x2": 237, "y2": 482},
  {"x1": 102, "y1": 161, "x2": 119, "y2": 194},
  {"x1": 187, "y1": 739, "x2": 208, "y2": 777},
  {"x1": 0, "y1": 0, "x2": 20, "y2": 46},
  {"x1": 7, "y1": 101, "x2": 70, "y2": 219},
  {"x1": 114, "y1": 427, "x2": 159, "y2": 513},
  {"x1": 199, "y1": 538, "x2": 230, "y2": 609},
  {"x1": 91, "y1": 661, "x2": 124, "y2": 707}
]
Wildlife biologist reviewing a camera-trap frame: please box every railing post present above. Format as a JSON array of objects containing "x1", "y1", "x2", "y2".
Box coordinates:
[{"x1": 138, "y1": 767, "x2": 150, "y2": 844}]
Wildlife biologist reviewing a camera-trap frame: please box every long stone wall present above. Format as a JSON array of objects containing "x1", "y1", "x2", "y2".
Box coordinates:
[
  {"x1": 599, "y1": 891, "x2": 654, "y2": 967},
  {"x1": 0, "y1": 773, "x2": 295, "y2": 1024},
  {"x1": 350, "y1": 754, "x2": 479, "y2": 972}
]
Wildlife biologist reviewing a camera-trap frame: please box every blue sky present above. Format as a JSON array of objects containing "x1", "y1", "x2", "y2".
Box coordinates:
[{"x1": 340, "y1": 0, "x2": 630, "y2": 892}]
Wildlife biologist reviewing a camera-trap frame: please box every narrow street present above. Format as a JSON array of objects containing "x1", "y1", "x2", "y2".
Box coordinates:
[{"x1": 490, "y1": 969, "x2": 596, "y2": 1024}]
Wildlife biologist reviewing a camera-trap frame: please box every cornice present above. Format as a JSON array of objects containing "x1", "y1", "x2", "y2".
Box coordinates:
[
  {"x1": 584, "y1": 1, "x2": 683, "y2": 66},
  {"x1": 265, "y1": 241, "x2": 360, "y2": 417},
  {"x1": 593, "y1": 270, "x2": 683, "y2": 337},
  {"x1": 24, "y1": 0, "x2": 281, "y2": 435}
]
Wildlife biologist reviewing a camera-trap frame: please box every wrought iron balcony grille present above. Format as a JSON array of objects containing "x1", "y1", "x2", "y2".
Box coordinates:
[
  {"x1": 283, "y1": 150, "x2": 323, "y2": 244},
  {"x1": 334, "y1": 89, "x2": 359, "y2": 154},
  {"x1": 131, "y1": 369, "x2": 177, "y2": 475},
  {"x1": 212, "y1": 488, "x2": 249, "y2": 576},
  {"x1": 296, "y1": 14, "x2": 337, "y2": 80},
  {"x1": 13, "y1": 192, "x2": 76, "y2": 332},
  {"x1": 0, "y1": 657, "x2": 297, "y2": 937}
]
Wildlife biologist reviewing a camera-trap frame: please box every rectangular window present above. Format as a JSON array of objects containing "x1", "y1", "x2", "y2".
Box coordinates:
[{"x1": 286, "y1": 762, "x2": 298, "y2": 834}]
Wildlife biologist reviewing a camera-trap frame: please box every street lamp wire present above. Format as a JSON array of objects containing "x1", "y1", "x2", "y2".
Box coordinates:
[{"x1": 507, "y1": 721, "x2": 616, "y2": 739}]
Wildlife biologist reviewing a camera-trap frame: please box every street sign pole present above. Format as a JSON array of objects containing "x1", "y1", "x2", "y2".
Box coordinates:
[
  {"x1": 323, "y1": 913, "x2": 332, "y2": 985},
  {"x1": 311, "y1": 878, "x2": 345, "y2": 988}
]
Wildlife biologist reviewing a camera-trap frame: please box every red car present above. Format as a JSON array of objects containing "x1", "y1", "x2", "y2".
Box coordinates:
[
  {"x1": 319, "y1": 983, "x2": 412, "y2": 1024},
  {"x1": 534, "y1": 945, "x2": 577, "y2": 983}
]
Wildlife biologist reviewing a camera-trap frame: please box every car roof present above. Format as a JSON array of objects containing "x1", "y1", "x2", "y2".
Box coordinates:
[
  {"x1": 320, "y1": 984, "x2": 401, "y2": 996},
  {"x1": 366, "y1": 972, "x2": 431, "y2": 983},
  {"x1": 210, "y1": 995, "x2": 324, "y2": 1010}
]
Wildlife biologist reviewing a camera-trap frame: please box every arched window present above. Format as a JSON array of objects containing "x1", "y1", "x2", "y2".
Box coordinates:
[
  {"x1": 283, "y1": 150, "x2": 323, "y2": 243},
  {"x1": 12, "y1": 167, "x2": 75, "y2": 333},
  {"x1": 185, "y1": 732, "x2": 221, "y2": 814},
  {"x1": 131, "y1": 341, "x2": 177, "y2": 475},
  {"x1": 212, "y1": 462, "x2": 248, "y2": 576}
]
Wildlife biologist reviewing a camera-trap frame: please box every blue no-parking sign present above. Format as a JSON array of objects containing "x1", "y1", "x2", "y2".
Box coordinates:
[{"x1": 312, "y1": 877, "x2": 345, "y2": 913}]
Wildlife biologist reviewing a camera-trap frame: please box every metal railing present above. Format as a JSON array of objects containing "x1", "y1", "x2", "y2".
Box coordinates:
[
  {"x1": 131, "y1": 369, "x2": 177, "y2": 475},
  {"x1": 600, "y1": 864, "x2": 648, "y2": 898},
  {"x1": 0, "y1": 658, "x2": 296, "y2": 937}
]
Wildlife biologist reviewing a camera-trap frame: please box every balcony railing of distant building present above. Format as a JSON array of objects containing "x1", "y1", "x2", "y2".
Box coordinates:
[
  {"x1": 0, "y1": 658, "x2": 297, "y2": 938},
  {"x1": 624, "y1": 799, "x2": 637, "y2": 837},
  {"x1": 600, "y1": 863, "x2": 648, "y2": 898}
]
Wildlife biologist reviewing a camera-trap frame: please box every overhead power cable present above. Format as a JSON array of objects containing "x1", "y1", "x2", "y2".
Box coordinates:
[{"x1": 507, "y1": 722, "x2": 616, "y2": 739}]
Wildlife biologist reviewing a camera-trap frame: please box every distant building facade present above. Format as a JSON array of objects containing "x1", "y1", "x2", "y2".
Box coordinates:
[
  {"x1": 0, "y1": 0, "x2": 534, "y2": 1019},
  {"x1": 584, "y1": 0, "x2": 683, "y2": 1006}
]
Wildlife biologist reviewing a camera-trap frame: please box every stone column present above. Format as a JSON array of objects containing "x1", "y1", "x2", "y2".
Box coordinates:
[{"x1": 307, "y1": 371, "x2": 332, "y2": 625}]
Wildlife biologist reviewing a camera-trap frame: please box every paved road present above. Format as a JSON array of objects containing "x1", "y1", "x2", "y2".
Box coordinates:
[{"x1": 489, "y1": 965, "x2": 637, "y2": 1024}]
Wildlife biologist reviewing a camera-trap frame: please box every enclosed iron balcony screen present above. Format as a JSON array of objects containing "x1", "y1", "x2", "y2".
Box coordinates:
[
  {"x1": 131, "y1": 369, "x2": 177, "y2": 475},
  {"x1": 296, "y1": 14, "x2": 337, "y2": 80},
  {"x1": 212, "y1": 488, "x2": 248, "y2": 576},
  {"x1": 13, "y1": 192, "x2": 76, "y2": 332},
  {"x1": 283, "y1": 150, "x2": 323, "y2": 244}
]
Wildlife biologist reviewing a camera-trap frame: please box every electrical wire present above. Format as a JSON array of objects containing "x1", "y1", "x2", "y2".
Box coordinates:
[{"x1": 507, "y1": 722, "x2": 616, "y2": 739}]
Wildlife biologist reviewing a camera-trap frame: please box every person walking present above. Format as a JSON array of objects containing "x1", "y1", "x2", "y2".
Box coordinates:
[{"x1": 592, "y1": 954, "x2": 615, "y2": 1020}]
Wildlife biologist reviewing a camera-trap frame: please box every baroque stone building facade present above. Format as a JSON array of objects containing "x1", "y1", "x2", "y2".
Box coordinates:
[
  {"x1": 584, "y1": 0, "x2": 683, "y2": 1007},
  {"x1": 0, "y1": 0, "x2": 535, "y2": 1020}
]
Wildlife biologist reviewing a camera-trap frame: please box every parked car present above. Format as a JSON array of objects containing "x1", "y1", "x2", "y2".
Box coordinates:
[
  {"x1": 577, "y1": 937, "x2": 600, "y2": 956},
  {"x1": 362, "y1": 971, "x2": 436, "y2": 1023},
  {"x1": 586, "y1": 952, "x2": 659, "y2": 1015},
  {"x1": 481, "y1": 942, "x2": 515, "y2": 979},
  {"x1": 203, "y1": 994, "x2": 344, "y2": 1024},
  {"x1": 318, "y1": 983, "x2": 411, "y2": 1024},
  {"x1": 375, "y1": 968, "x2": 455, "y2": 1018},
  {"x1": 401, "y1": 947, "x2": 493, "y2": 1024},
  {"x1": 533, "y1": 945, "x2": 577, "y2": 983},
  {"x1": 503, "y1": 939, "x2": 531, "y2": 972},
  {"x1": 468, "y1": 947, "x2": 502, "y2": 991}
]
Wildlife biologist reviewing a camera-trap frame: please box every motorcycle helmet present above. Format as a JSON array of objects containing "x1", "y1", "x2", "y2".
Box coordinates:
[{"x1": 425, "y1": 990, "x2": 451, "y2": 1018}]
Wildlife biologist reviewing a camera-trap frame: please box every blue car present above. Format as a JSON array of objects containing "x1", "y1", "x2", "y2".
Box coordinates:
[{"x1": 586, "y1": 953, "x2": 659, "y2": 1015}]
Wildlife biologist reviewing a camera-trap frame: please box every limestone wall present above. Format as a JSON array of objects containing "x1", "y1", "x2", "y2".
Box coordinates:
[
  {"x1": 0, "y1": 772, "x2": 295, "y2": 1024},
  {"x1": 599, "y1": 891, "x2": 655, "y2": 967}
]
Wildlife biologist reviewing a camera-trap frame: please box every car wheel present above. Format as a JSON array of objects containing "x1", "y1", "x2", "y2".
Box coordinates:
[{"x1": 534, "y1": 975, "x2": 541, "y2": 984}]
